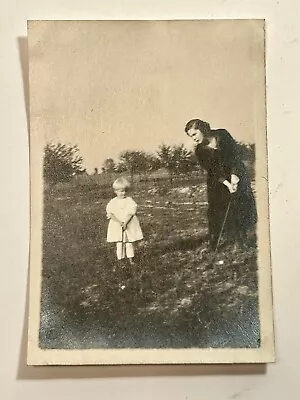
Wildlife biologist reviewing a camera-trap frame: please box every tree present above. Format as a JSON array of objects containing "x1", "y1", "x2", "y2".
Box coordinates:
[
  {"x1": 145, "y1": 153, "x2": 161, "y2": 172},
  {"x1": 118, "y1": 150, "x2": 152, "y2": 182},
  {"x1": 237, "y1": 142, "x2": 255, "y2": 163},
  {"x1": 102, "y1": 158, "x2": 116, "y2": 173},
  {"x1": 170, "y1": 144, "x2": 195, "y2": 174},
  {"x1": 237, "y1": 142, "x2": 255, "y2": 179},
  {"x1": 43, "y1": 142, "x2": 84, "y2": 185},
  {"x1": 114, "y1": 161, "x2": 127, "y2": 173},
  {"x1": 157, "y1": 143, "x2": 195, "y2": 179},
  {"x1": 157, "y1": 144, "x2": 173, "y2": 172}
]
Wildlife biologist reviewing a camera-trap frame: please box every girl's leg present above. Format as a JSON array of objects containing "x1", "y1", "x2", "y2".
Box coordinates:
[
  {"x1": 116, "y1": 242, "x2": 125, "y2": 260},
  {"x1": 125, "y1": 242, "x2": 134, "y2": 259}
]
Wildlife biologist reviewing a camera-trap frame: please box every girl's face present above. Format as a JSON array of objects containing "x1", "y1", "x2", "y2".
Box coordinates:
[
  {"x1": 187, "y1": 127, "x2": 204, "y2": 145},
  {"x1": 115, "y1": 187, "x2": 126, "y2": 198}
]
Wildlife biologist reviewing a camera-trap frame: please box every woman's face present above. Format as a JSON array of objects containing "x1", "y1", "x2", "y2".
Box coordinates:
[{"x1": 187, "y1": 127, "x2": 204, "y2": 145}]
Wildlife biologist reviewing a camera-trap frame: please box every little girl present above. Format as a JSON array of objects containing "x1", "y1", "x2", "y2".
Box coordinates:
[{"x1": 106, "y1": 177, "x2": 143, "y2": 264}]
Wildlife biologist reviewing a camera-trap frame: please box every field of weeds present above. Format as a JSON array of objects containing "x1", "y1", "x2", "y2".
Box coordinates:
[{"x1": 40, "y1": 177, "x2": 259, "y2": 349}]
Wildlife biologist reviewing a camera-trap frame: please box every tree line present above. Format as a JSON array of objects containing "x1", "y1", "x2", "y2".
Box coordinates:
[
  {"x1": 102, "y1": 144, "x2": 201, "y2": 180},
  {"x1": 43, "y1": 142, "x2": 255, "y2": 185}
]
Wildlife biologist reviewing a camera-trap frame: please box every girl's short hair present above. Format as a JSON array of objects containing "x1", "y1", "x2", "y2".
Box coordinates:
[
  {"x1": 112, "y1": 177, "x2": 131, "y2": 191},
  {"x1": 185, "y1": 119, "x2": 211, "y2": 135}
]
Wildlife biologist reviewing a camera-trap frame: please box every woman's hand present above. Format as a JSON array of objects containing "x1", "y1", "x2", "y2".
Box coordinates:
[
  {"x1": 231, "y1": 174, "x2": 240, "y2": 185},
  {"x1": 223, "y1": 179, "x2": 238, "y2": 194},
  {"x1": 230, "y1": 174, "x2": 239, "y2": 193},
  {"x1": 228, "y1": 183, "x2": 238, "y2": 193}
]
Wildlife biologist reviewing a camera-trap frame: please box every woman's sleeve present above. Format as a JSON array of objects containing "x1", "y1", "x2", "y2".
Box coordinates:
[
  {"x1": 195, "y1": 145, "x2": 210, "y2": 171},
  {"x1": 219, "y1": 129, "x2": 241, "y2": 175}
]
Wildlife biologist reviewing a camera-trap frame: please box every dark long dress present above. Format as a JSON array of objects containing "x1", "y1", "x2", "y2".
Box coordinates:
[{"x1": 195, "y1": 129, "x2": 257, "y2": 248}]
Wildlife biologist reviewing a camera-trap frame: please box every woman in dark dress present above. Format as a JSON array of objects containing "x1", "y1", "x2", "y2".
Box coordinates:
[{"x1": 185, "y1": 119, "x2": 257, "y2": 251}]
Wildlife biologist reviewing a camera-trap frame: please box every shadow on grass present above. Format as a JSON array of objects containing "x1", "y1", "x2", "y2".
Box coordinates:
[{"x1": 152, "y1": 234, "x2": 209, "y2": 254}]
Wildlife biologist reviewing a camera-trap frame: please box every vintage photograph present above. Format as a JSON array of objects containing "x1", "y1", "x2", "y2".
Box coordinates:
[{"x1": 27, "y1": 20, "x2": 274, "y2": 364}]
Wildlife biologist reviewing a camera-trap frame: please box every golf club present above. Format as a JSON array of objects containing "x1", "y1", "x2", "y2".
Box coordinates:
[
  {"x1": 121, "y1": 226, "x2": 125, "y2": 259},
  {"x1": 208, "y1": 195, "x2": 232, "y2": 267}
]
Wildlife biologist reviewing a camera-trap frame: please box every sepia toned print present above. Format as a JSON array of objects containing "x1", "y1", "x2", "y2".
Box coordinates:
[{"x1": 27, "y1": 20, "x2": 275, "y2": 365}]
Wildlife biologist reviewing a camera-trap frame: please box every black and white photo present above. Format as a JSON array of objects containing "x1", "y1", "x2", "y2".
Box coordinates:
[{"x1": 27, "y1": 19, "x2": 275, "y2": 365}]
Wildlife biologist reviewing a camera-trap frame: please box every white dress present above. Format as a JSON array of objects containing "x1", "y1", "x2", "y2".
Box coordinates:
[{"x1": 106, "y1": 196, "x2": 143, "y2": 243}]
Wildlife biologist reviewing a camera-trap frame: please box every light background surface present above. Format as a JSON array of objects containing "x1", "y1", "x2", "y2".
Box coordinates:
[
  {"x1": 0, "y1": 0, "x2": 299, "y2": 399},
  {"x1": 28, "y1": 19, "x2": 262, "y2": 172}
]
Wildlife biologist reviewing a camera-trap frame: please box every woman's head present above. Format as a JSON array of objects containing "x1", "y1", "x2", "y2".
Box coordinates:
[
  {"x1": 112, "y1": 177, "x2": 131, "y2": 198},
  {"x1": 185, "y1": 119, "x2": 211, "y2": 145}
]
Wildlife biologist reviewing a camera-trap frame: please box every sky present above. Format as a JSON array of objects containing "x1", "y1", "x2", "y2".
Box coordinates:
[{"x1": 29, "y1": 20, "x2": 266, "y2": 173}]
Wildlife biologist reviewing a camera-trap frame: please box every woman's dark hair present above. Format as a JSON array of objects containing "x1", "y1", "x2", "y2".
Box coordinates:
[{"x1": 185, "y1": 119, "x2": 211, "y2": 135}]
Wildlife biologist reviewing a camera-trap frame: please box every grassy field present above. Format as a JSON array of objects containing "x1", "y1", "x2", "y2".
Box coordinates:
[{"x1": 40, "y1": 175, "x2": 259, "y2": 349}]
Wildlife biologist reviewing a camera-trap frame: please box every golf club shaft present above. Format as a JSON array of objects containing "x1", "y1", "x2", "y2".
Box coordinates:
[
  {"x1": 122, "y1": 227, "x2": 125, "y2": 258},
  {"x1": 214, "y1": 196, "x2": 232, "y2": 254}
]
